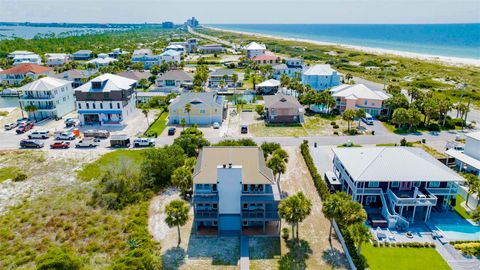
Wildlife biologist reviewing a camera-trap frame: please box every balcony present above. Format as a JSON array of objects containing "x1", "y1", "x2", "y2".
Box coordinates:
[
  {"x1": 425, "y1": 187, "x2": 457, "y2": 196},
  {"x1": 241, "y1": 193, "x2": 275, "y2": 203},
  {"x1": 387, "y1": 188, "x2": 437, "y2": 207},
  {"x1": 193, "y1": 193, "x2": 219, "y2": 203},
  {"x1": 195, "y1": 210, "x2": 218, "y2": 219},
  {"x1": 242, "y1": 211, "x2": 279, "y2": 220},
  {"x1": 20, "y1": 94, "x2": 54, "y2": 100}
]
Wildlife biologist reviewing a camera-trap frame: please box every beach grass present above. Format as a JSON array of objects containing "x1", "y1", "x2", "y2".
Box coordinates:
[
  {"x1": 361, "y1": 243, "x2": 450, "y2": 270},
  {"x1": 145, "y1": 111, "x2": 168, "y2": 136}
]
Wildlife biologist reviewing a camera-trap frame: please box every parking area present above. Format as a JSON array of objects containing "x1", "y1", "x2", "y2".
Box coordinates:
[{"x1": 0, "y1": 109, "x2": 156, "y2": 151}]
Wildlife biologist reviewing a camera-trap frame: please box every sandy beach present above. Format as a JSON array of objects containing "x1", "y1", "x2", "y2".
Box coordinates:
[{"x1": 206, "y1": 26, "x2": 480, "y2": 68}]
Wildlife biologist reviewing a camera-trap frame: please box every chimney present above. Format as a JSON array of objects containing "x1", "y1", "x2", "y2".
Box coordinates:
[
  {"x1": 228, "y1": 163, "x2": 232, "y2": 168},
  {"x1": 223, "y1": 164, "x2": 226, "y2": 168}
]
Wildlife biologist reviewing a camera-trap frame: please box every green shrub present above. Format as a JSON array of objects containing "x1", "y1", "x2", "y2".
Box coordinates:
[
  {"x1": 36, "y1": 246, "x2": 81, "y2": 270},
  {"x1": 333, "y1": 125, "x2": 339, "y2": 129},
  {"x1": 427, "y1": 123, "x2": 440, "y2": 131},
  {"x1": 282, "y1": 228, "x2": 289, "y2": 241},
  {"x1": 330, "y1": 121, "x2": 337, "y2": 125},
  {"x1": 300, "y1": 140, "x2": 330, "y2": 200},
  {"x1": 444, "y1": 119, "x2": 456, "y2": 129},
  {"x1": 12, "y1": 171, "x2": 28, "y2": 182}
]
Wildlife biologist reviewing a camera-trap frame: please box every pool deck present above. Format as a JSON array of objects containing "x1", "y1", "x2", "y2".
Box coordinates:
[{"x1": 370, "y1": 211, "x2": 480, "y2": 270}]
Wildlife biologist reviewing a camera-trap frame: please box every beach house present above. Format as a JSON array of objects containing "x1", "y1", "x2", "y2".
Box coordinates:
[
  {"x1": 208, "y1": 69, "x2": 238, "y2": 89},
  {"x1": 108, "y1": 48, "x2": 129, "y2": 59},
  {"x1": 331, "y1": 147, "x2": 464, "y2": 228},
  {"x1": 330, "y1": 84, "x2": 391, "y2": 116},
  {"x1": 54, "y1": 69, "x2": 96, "y2": 88},
  {"x1": 446, "y1": 131, "x2": 480, "y2": 178},
  {"x1": 18, "y1": 77, "x2": 75, "y2": 120},
  {"x1": 252, "y1": 53, "x2": 280, "y2": 65},
  {"x1": 72, "y1": 50, "x2": 93, "y2": 60},
  {"x1": 86, "y1": 53, "x2": 118, "y2": 68},
  {"x1": 8, "y1": 51, "x2": 35, "y2": 59},
  {"x1": 273, "y1": 58, "x2": 304, "y2": 80},
  {"x1": 117, "y1": 70, "x2": 152, "y2": 82},
  {"x1": 244, "y1": 42, "x2": 266, "y2": 59},
  {"x1": 164, "y1": 44, "x2": 186, "y2": 54},
  {"x1": 46, "y1": 53, "x2": 71, "y2": 66},
  {"x1": 197, "y1": 44, "x2": 225, "y2": 54},
  {"x1": 132, "y1": 49, "x2": 160, "y2": 69},
  {"x1": 0, "y1": 64, "x2": 53, "y2": 86},
  {"x1": 13, "y1": 54, "x2": 42, "y2": 66},
  {"x1": 168, "y1": 92, "x2": 226, "y2": 125},
  {"x1": 301, "y1": 64, "x2": 340, "y2": 91},
  {"x1": 159, "y1": 50, "x2": 182, "y2": 65},
  {"x1": 193, "y1": 146, "x2": 281, "y2": 236},
  {"x1": 256, "y1": 79, "x2": 281, "y2": 95},
  {"x1": 263, "y1": 93, "x2": 304, "y2": 124},
  {"x1": 155, "y1": 70, "x2": 193, "y2": 90},
  {"x1": 74, "y1": 73, "x2": 137, "y2": 126}
]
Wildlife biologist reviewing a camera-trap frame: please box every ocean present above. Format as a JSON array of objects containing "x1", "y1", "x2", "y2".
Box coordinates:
[
  {"x1": 0, "y1": 26, "x2": 110, "y2": 40},
  {"x1": 209, "y1": 24, "x2": 480, "y2": 59}
]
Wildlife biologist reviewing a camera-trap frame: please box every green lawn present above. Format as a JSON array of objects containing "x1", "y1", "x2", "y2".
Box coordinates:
[
  {"x1": 362, "y1": 243, "x2": 450, "y2": 270},
  {"x1": 145, "y1": 111, "x2": 168, "y2": 136},
  {"x1": 455, "y1": 194, "x2": 472, "y2": 219},
  {"x1": 77, "y1": 149, "x2": 146, "y2": 181},
  {"x1": 0, "y1": 166, "x2": 20, "y2": 183}
]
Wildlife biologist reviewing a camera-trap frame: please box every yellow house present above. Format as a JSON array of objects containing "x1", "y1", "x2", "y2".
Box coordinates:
[{"x1": 168, "y1": 92, "x2": 227, "y2": 125}]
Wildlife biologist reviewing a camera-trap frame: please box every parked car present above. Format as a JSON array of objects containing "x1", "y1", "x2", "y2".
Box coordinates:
[
  {"x1": 133, "y1": 138, "x2": 155, "y2": 147},
  {"x1": 16, "y1": 117, "x2": 29, "y2": 124},
  {"x1": 213, "y1": 122, "x2": 220, "y2": 129},
  {"x1": 110, "y1": 135, "x2": 131, "y2": 148},
  {"x1": 168, "y1": 127, "x2": 176, "y2": 136},
  {"x1": 241, "y1": 125, "x2": 248, "y2": 134},
  {"x1": 75, "y1": 137, "x2": 99, "y2": 148},
  {"x1": 20, "y1": 139, "x2": 44, "y2": 148},
  {"x1": 4, "y1": 122, "x2": 18, "y2": 130},
  {"x1": 361, "y1": 113, "x2": 374, "y2": 125},
  {"x1": 84, "y1": 129, "x2": 110, "y2": 139},
  {"x1": 16, "y1": 122, "x2": 34, "y2": 134},
  {"x1": 54, "y1": 131, "x2": 76, "y2": 140},
  {"x1": 50, "y1": 141, "x2": 71, "y2": 149},
  {"x1": 64, "y1": 118, "x2": 80, "y2": 127},
  {"x1": 324, "y1": 171, "x2": 342, "y2": 193},
  {"x1": 28, "y1": 130, "x2": 50, "y2": 139}
]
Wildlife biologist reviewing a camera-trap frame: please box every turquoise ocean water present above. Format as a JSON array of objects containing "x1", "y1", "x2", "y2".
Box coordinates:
[{"x1": 209, "y1": 24, "x2": 480, "y2": 59}]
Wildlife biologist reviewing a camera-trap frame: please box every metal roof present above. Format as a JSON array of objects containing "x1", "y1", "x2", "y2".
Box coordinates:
[{"x1": 333, "y1": 147, "x2": 464, "y2": 182}]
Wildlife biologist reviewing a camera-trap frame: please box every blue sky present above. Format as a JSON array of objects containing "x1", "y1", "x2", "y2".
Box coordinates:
[{"x1": 0, "y1": 0, "x2": 479, "y2": 24}]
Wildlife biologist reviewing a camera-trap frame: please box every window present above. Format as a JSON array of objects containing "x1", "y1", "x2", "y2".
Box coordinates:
[
  {"x1": 110, "y1": 103, "x2": 113, "y2": 109},
  {"x1": 368, "y1": 181, "x2": 379, "y2": 188},
  {"x1": 391, "y1": 182, "x2": 399, "y2": 188},
  {"x1": 78, "y1": 103, "x2": 81, "y2": 109},
  {"x1": 414, "y1": 182, "x2": 421, "y2": 187},
  {"x1": 242, "y1": 203, "x2": 248, "y2": 209},
  {"x1": 212, "y1": 184, "x2": 217, "y2": 191},
  {"x1": 364, "y1": 100, "x2": 368, "y2": 105},
  {"x1": 100, "y1": 103, "x2": 103, "y2": 109},
  {"x1": 212, "y1": 221, "x2": 218, "y2": 226},
  {"x1": 372, "y1": 102, "x2": 376, "y2": 106},
  {"x1": 200, "y1": 109, "x2": 206, "y2": 114},
  {"x1": 92, "y1": 103, "x2": 96, "y2": 109},
  {"x1": 198, "y1": 203, "x2": 203, "y2": 207},
  {"x1": 243, "y1": 185, "x2": 248, "y2": 192},
  {"x1": 212, "y1": 203, "x2": 217, "y2": 209},
  {"x1": 117, "y1": 103, "x2": 120, "y2": 109},
  {"x1": 86, "y1": 103, "x2": 89, "y2": 109},
  {"x1": 429, "y1": 181, "x2": 440, "y2": 188}
]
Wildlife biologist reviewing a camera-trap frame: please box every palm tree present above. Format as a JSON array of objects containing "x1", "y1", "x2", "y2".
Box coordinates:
[
  {"x1": 180, "y1": 118, "x2": 187, "y2": 130},
  {"x1": 172, "y1": 166, "x2": 193, "y2": 198},
  {"x1": 184, "y1": 103, "x2": 192, "y2": 124},
  {"x1": 251, "y1": 73, "x2": 258, "y2": 90},
  {"x1": 356, "y1": 109, "x2": 366, "y2": 128},
  {"x1": 219, "y1": 79, "x2": 226, "y2": 90},
  {"x1": 24, "y1": 105, "x2": 38, "y2": 122},
  {"x1": 278, "y1": 192, "x2": 312, "y2": 241},
  {"x1": 342, "y1": 109, "x2": 356, "y2": 132},
  {"x1": 280, "y1": 74, "x2": 290, "y2": 88},
  {"x1": 273, "y1": 149, "x2": 289, "y2": 163},
  {"x1": 267, "y1": 153, "x2": 286, "y2": 183},
  {"x1": 165, "y1": 199, "x2": 189, "y2": 246},
  {"x1": 232, "y1": 73, "x2": 238, "y2": 85},
  {"x1": 141, "y1": 106, "x2": 150, "y2": 127},
  {"x1": 349, "y1": 222, "x2": 371, "y2": 255},
  {"x1": 465, "y1": 174, "x2": 480, "y2": 209},
  {"x1": 322, "y1": 192, "x2": 346, "y2": 245}
]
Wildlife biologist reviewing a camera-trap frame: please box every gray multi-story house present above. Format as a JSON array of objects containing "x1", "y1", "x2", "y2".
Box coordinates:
[
  {"x1": 331, "y1": 147, "x2": 464, "y2": 229},
  {"x1": 193, "y1": 147, "x2": 281, "y2": 236}
]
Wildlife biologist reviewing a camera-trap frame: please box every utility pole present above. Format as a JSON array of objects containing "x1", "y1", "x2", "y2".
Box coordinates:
[{"x1": 383, "y1": 67, "x2": 390, "y2": 90}]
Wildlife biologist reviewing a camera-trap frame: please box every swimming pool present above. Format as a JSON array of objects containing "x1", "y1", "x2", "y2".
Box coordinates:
[{"x1": 430, "y1": 218, "x2": 480, "y2": 241}]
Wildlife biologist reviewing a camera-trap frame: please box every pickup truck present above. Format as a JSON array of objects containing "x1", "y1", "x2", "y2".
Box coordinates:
[
  {"x1": 16, "y1": 123, "x2": 34, "y2": 134},
  {"x1": 75, "y1": 137, "x2": 99, "y2": 148},
  {"x1": 133, "y1": 138, "x2": 155, "y2": 147},
  {"x1": 54, "y1": 132, "x2": 76, "y2": 140}
]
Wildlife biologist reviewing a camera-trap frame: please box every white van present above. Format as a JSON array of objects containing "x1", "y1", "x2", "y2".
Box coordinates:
[
  {"x1": 28, "y1": 130, "x2": 50, "y2": 139},
  {"x1": 362, "y1": 113, "x2": 374, "y2": 125}
]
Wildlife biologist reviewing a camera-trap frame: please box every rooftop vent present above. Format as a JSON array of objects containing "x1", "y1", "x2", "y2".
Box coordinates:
[
  {"x1": 228, "y1": 163, "x2": 232, "y2": 168},
  {"x1": 223, "y1": 164, "x2": 226, "y2": 168}
]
